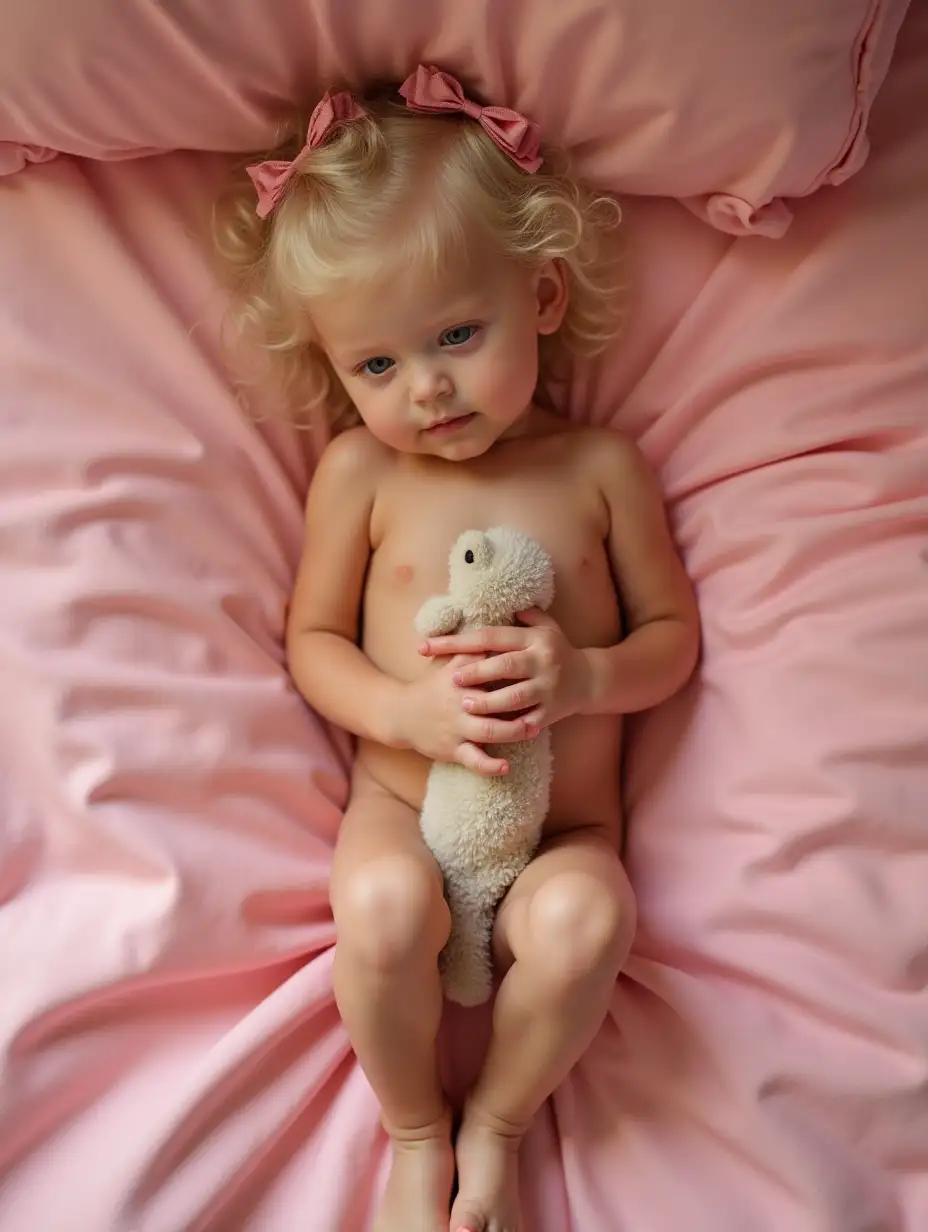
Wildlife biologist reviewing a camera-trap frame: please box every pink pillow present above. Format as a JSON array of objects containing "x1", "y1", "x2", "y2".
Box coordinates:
[{"x1": 0, "y1": 0, "x2": 910, "y2": 236}]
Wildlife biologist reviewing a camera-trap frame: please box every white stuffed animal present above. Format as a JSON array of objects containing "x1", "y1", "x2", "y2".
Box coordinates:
[{"x1": 414, "y1": 526, "x2": 555, "y2": 1006}]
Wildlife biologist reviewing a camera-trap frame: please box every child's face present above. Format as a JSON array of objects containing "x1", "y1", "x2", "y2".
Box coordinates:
[{"x1": 311, "y1": 242, "x2": 567, "y2": 460}]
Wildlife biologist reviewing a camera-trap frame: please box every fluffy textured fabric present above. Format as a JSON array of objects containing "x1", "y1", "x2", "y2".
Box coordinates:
[{"x1": 414, "y1": 527, "x2": 555, "y2": 1005}]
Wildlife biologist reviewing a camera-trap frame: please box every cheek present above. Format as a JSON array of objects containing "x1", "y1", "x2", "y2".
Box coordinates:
[
  {"x1": 350, "y1": 384, "x2": 409, "y2": 445},
  {"x1": 477, "y1": 330, "x2": 538, "y2": 405}
]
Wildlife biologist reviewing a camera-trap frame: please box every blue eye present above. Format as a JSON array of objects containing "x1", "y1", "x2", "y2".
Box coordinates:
[
  {"x1": 360, "y1": 356, "x2": 394, "y2": 377},
  {"x1": 440, "y1": 324, "x2": 478, "y2": 347}
]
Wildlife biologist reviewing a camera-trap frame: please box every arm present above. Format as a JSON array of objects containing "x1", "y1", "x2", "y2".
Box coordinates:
[
  {"x1": 419, "y1": 433, "x2": 699, "y2": 725},
  {"x1": 286, "y1": 430, "x2": 527, "y2": 771},
  {"x1": 285, "y1": 428, "x2": 403, "y2": 746},
  {"x1": 580, "y1": 432, "x2": 700, "y2": 715}
]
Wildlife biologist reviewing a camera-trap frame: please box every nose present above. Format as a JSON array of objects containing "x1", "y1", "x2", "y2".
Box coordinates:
[{"x1": 408, "y1": 360, "x2": 452, "y2": 405}]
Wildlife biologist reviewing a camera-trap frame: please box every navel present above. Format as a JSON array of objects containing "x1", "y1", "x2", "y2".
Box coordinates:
[{"x1": 395, "y1": 563, "x2": 414, "y2": 584}]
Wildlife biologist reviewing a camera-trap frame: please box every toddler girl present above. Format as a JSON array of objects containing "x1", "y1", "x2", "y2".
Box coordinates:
[{"x1": 218, "y1": 66, "x2": 700, "y2": 1232}]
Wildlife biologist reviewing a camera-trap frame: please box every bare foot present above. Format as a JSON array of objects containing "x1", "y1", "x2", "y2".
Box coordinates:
[
  {"x1": 449, "y1": 1112, "x2": 523, "y2": 1232},
  {"x1": 374, "y1": 1120, "x2": 455, "y2": 1232}
]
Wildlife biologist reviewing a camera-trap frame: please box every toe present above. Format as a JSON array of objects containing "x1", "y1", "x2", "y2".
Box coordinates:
[{"x1": 450, "y1": 1203, "x2": 486, "y2": 1232}]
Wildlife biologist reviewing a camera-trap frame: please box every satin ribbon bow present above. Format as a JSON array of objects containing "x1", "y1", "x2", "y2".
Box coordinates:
[
  {"x1": 247, "y1": 90, "x2": 368, "y2": 219},
  {"x1": 399, "y1": 65, "x2": 542, "y2": 174}
]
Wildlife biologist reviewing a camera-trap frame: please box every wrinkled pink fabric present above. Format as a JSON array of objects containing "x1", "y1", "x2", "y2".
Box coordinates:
[
  {"x1": 0, "y1": 0, "x2": 911, "y2": 236},
  {"x1": 2, "y1": 9, "x2": 928, "y2": 1231}
]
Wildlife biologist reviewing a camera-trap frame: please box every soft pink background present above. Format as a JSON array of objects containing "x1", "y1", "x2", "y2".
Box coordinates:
[
  {"x1": 1, "y1": 6, "x2": 927, "y2": 1230},
  {"x1": 0, "y1": 0, "x2": 910, "y2": 236}
]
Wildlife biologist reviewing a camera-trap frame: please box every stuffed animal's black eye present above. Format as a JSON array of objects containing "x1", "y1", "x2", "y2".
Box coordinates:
[{"x1": 464, "y1": 549, "x2": 475, "y2": 564}]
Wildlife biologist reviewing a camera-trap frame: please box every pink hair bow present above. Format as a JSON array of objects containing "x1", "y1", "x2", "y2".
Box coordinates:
[
  {"x1": 399, "y1": 65, "x2": 542, "y2": 174},
  {"x1": 247, "y1": 90, "x2": 367, "y2": 219}
]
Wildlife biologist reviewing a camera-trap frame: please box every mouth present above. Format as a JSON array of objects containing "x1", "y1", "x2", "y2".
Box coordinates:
[{"x1": 423, "y1": 412, "x2": 477, "y2": 436}]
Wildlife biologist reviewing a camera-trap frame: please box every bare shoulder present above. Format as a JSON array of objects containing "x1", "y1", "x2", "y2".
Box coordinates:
[
  {"x1": 576, "y1": 424, "x2": 639, "y2": 464},
  {"x1": 567, "y1": 424, "x2": 650, "y2": 486},
  {"x1": 304, "y1": 427, "x2": 397, "y2": 525},
  {"x1": 311, "y1": 425, "x2": 394, "y2": 491},
  {"x1": 524, "y1": 415, "x2": 653, "y2": 496}
]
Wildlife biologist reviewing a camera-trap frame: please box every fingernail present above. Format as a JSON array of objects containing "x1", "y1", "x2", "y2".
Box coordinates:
[
  {"x1": 418, "y1": 642, "x2": 430, "y2": 655},
  {"x1": 498, "y1": 763, "x2": 509, "y2": 775},
  {"x1": 452, "y1": 672, "x2": 464, "y2": 685},
  {"x1": 462, "y1": 697, "x2": 473, "y2": 711}
]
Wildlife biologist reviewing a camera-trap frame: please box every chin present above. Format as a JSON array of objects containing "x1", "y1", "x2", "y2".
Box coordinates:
[{"x1": 431, "y1": 435, "x2": 492, "y2": 461}]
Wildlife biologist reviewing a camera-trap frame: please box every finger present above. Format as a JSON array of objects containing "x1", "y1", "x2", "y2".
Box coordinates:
[
  {"x1": 521, "y1": 707, "x2": 548, "y2": 730},
  {"x1": 448, "y1": 651, "x2": 489, "y2": 671},
  {"x1": 464, "y1": 714, "x2": 533, "y2": 745},
  {"x1": 452, "y1": 650, "x2": 532, "y2": 688},
  {"x1": 457, "y1": 742, "x2": 509, "y2": 777},
  {"x1": 462, "y1": 680, "x2": 542, "y2": 715},
  {"x1": 424, "y1": 626, "x2": 529, "y2": 657},
  {"x1": 517, "y1": 607, "x2": 557, "y2": 627}
]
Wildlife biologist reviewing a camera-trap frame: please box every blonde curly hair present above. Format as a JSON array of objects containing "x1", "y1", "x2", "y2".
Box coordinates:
[{"x1": 215, "y1": 84, "x2": 624, "y2": 435}]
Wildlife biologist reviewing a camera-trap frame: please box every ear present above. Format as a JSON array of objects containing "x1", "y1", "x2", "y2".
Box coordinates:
[{"x1": 533, "y1": 259, "x2": 569, "y2": 336}]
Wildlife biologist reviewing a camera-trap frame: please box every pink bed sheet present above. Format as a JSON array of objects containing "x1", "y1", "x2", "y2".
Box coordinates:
[{"x1": 1, "y1": 8, "x2": 927, "y2": 1230}]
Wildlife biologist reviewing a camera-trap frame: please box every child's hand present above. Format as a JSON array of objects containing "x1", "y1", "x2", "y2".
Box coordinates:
[
  {"x1": 395, "y1": 654, "x2": 534, "y2": 777},
  {"x1": 420, "y1": 609, "x2": 592, "y2": 730}
]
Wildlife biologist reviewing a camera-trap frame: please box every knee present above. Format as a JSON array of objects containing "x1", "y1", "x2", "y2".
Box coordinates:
[
  {"x1": 527, "y1": 871, "x2": 635, "y2": 985},
  {"x1": 334, "y1": 854, "x2": 448, "y2": 971}
]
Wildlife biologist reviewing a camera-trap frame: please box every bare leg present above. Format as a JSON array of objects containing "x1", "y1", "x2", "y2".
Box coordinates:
[
  {"x1": 331, "y1": 767, "x2": 454, "y2": 1232},
  {"x1": 450, "y1": 828, "x2": 636, "y2": 1232}
]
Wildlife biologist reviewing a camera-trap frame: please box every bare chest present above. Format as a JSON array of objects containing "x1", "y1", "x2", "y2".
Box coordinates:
[{"x1": 362, "y1": 465, "x2": 621, "y2": 678}]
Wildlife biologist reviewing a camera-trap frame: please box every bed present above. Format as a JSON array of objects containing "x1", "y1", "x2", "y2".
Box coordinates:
[{"x1": 1, "y1": 2, "x2": 927, "y2": 1229}]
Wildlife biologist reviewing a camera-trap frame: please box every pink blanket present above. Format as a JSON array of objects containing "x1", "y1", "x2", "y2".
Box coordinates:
[{"x1": 1, "y1": 9, "x2": 927, "y2": 1230}]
